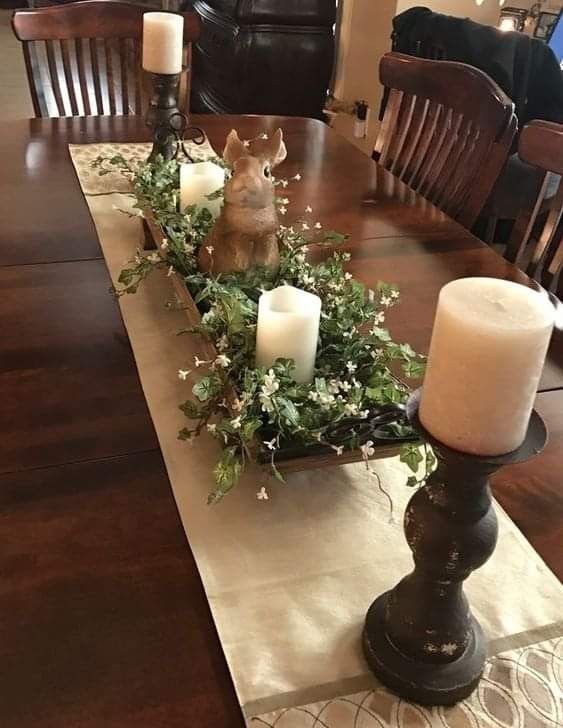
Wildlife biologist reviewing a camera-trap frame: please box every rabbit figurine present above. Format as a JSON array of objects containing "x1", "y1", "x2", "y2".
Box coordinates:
[{"x1": 198, "y1": 128, "x2": 287, "y2": 275}]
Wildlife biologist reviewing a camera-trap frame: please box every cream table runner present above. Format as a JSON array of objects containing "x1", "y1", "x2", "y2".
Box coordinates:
[{"x1": 69, "y1": 142, "x2": 563, "y2": 725}]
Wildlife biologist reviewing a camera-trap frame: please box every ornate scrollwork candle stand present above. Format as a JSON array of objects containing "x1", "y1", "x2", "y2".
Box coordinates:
[
  {"x1": 363, "y1": 389, "x2": 547, "y2": 706},
  {"x1": 145, "y1": 71, "x2": 205, "y2": 162}
]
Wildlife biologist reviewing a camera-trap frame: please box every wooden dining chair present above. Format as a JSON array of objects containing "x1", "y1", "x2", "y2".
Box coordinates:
[
  {"x1": 504, "y1": 120, "x2": 563, "y2": 296},
  {"x1": 12, "y1": 0, "x2": 201, "y2": 118},
  {"x1": 374, "y1": 52, "x2": 517, "y2": 229}
]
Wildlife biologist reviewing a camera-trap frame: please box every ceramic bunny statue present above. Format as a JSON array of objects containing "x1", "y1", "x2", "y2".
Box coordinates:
[{"x1": 198, "y1": 128, "x2": 287, "y2": 275}]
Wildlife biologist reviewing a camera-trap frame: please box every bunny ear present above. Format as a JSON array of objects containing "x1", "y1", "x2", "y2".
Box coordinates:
[
  {"x1": 223, "y1": 129, "x2": 248, "y2": 167},
  {"x1": 266, "y1": 128, "x2": 287, "y2": 168}
]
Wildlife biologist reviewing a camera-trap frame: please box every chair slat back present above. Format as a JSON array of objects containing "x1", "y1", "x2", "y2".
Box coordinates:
[
  {"x1": 374, "y1": 53, "x2": 517, "y2": 229},
  {"x1": 505, "y1": 120, "x2": 563, "y2": 296},
  {"x1": 12, "y1": 0, "x2": 200, "y2": 118}
]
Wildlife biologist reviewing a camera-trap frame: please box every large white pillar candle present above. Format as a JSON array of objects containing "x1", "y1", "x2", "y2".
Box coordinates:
[
  {"x1": 256, "y1": 285, "x2": 321, "y2": 383},
  {"x1": 420, "y1": 278, "x2": 554, "y2": 456},
  {"x1": 180, "y1": 162, "x2": 225, "y2": 218},
  {"x1": 142, "y1": 12, "x2": 184, "y2": 75}
]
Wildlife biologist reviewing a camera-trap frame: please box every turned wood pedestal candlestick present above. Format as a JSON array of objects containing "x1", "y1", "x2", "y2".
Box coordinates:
[{"x1": 363, "y1": 389, "x2": 547, "y2": 706}]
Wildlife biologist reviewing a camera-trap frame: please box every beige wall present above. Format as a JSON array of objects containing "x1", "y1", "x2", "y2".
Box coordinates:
[{"x1": 332, "y1": 0, "x2": 397, "y2": 153}]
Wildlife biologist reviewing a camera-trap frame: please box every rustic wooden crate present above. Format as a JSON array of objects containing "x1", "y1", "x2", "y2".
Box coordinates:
[{"x1": 142, "y1": 209, "x2": 404, "y2": 473}]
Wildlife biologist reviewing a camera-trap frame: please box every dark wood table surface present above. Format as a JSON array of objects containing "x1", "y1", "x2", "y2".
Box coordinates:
[{"x1": 0, "y1": 115, "x2": 561, "y2": 728}]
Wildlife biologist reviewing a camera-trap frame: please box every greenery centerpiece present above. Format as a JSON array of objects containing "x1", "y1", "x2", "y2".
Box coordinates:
[{"x1": 93, "y1": 141, "x2": 434, "y2": 503}]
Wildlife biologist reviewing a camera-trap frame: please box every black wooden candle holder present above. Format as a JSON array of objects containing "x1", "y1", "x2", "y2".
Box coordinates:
[{"x1": 363, "y1": 389, "x2": 547, "y2": 706}]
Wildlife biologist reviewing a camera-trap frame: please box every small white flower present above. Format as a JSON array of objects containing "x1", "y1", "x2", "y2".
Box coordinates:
[
  {"x1": 360, "y1": 410, "x2": 370, "y2": 419},
  {"x1": 167, "y1": 265, "x2": 174, "y2": 277},
  {"x1": 194, "y1": 356, "x2": 211, "y2": 368},
  {"x1": 305, "y1": 205, "x2": 313, "y2": 213},
  {"x1": 295, "y1": 252, "x2": 306, "y2": 264},
  {"x1": 263, "y1": 438, "x2": 277, "y2": 451},
  {"x1": 280, "y1": 197, "x2": 289, "y2": 205},
  {"x1": 314, "y1": 222, "x2": 322, "y2": 229},
  {"x1": 293, "y1": 173, "x2": 302, "y2": 181},
  {"x1": 344, "y1": 403, "x2": 359, "y2": 416},
  {"x1": 161, "y1": 238, "x2": 169, "y2": 251},
  {"x1": 361, "y1": 440, "x2": 375, "y2": 458},
  {"x1": 374, "y1": 311, "x2": 386, "y2": 324},
  {"x1": 319, "y1": 393, "x2": 335, "y2": 409},
  {"x1": 259, "y1": 132, "x2": 269, "y2": 140},
  {"x1": 242, "y1": 139, "x2": 251, "y2": 147},
  {"x1": 147, "y1": 252, "x2": 160, "y2": 264},
  {"x1": 391, "y1": 290, "x2": 400, "y2": 299},
  {"x1": 346, "y1": 361, "x2": 357, "y2": 374},
  {"x1": 260, "y1": 394, "x2": 274, "y2": 413},
  {"x1": 328, "y1": 379, "x2": 340, "y2": 395},
  {"x1": 301, "y1": 274, "x2": 315, "y2": 286},
  {"x1": 207, "y1": 423, "x2": 217, "y2": 434},
  {"x1": 380, "y1": 295, "x2": 392, "y2": 307},
  {"x1": 344, "y1": 272, "x2": 353, "y2": 281},
  {"x1": 262, "y1": 370, "x2": 279, "y2": 397},
  {"x1": 340, "y1": 380, "x2": 352, "y2": 393},
  {"x1": 216, "y1": 334, "x2": 229, "y2": 352},
  {"x1": 301, "y1": 223, "x2": 310, "y2": 231},
  {"x1": 352, "y1": 377, "x2": 362, "y2": 389},
  {"x1": 231, "y1": 416, "x2": 242, "y2": 429},
  {"x1": 256, "y1": 486, "x2": 269, "y2": 500},
  {"x1": 177, "y1": 369, "x2": 190, "y2": 380},
  {"x1": 341, "y1": 252, "x2": 351, "y2": 262},
  {"x1": 279, "y1": 206, "x2": 287, "y2": 215},
  {"x1": 205, "y1": 245, "x2": 214, "y2": 255},
  {"x1": 201, "y1": 310, "x2": 216, "y2": 324},
  {"x1": 332, "y1": 445, "x2": 345, "y2": 456},
  {"x1": 183, "y1": 241, "x2": 195, "y2": 253},
  {"x1": 308, "y1": 391, "x2": 319, "y2": 402},
  {"x1": 214, "y1": 354, "x2": 231, "y2": 368},
  {"x1": 280, "y1": 179, "x2": 289, "y2": 188}
]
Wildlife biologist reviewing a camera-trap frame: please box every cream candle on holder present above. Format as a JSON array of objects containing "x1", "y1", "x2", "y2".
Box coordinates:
[
  {"x1": 180, "y1": 162, "x2": 225, "y2": 218},
  {"x1": 419, "y1": 277, "x2": 554, "y2": 456},
  {"x1": 142, "y1": 12, "x2": 184, "y2": 75},
  {"x1": 256, "y1": 285, "x2": 321, "y2": 384}
]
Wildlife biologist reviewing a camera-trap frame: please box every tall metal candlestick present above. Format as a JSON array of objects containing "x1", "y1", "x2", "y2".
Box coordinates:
[
  {"x1": 145, "y1": 72, "x2": 182, "y2": 163},
  {"x1": 362, "y1": 389, "x2": 547, "y2": 706}
]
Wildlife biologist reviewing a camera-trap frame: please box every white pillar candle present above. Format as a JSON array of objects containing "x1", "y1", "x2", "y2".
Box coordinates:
[
  {"x1": 256, "y1": 285, "x2": 322, "y2": 384},
  {"x1": 142, "y1": 12, "x2": 184, "y2": 75},
  {"x1": 420, "y1": 278, "x2": 554, "y2": 456},
  {"x1": 180, "y1": 162, "x2": 225, "y2": 218}
]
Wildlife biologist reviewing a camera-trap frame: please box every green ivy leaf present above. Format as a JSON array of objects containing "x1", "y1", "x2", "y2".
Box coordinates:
[
  {"x1": 179, "y1": 400, "x2": 203, "y2": 418},
  {"x1": 277, "y1": 397, "x2": 300, "y2": 428},
  {"x1": 192, "y1": 376, "x2": 221, "y2": 402},
  {"x1": 402, "y1": 360, "x2": 426, "y2": 378},
  {"x1": 400, "y1": 444, "x2": 424, "y2": 474},
  {"x1": 209, "y1": 447, "x2": 243, "y2": 504}
]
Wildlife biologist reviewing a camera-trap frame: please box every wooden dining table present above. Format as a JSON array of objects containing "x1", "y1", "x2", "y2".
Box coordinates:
[{"x1": 1, "y1": 114, "x2": 561, "y2": 728}]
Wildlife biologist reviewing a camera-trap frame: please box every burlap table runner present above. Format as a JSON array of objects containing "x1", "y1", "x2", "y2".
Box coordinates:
[{"x1": 69, "y1": 142, "x2": 563, "y2": 725}]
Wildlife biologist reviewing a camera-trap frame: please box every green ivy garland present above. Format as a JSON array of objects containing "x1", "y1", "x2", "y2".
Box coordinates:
[{"x1": 93, "y1": 151, "x2": 434, "y2": 503}]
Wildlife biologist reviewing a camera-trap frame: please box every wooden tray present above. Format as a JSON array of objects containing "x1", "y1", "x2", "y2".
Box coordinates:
[{"x1": 141, "y1": 210, "x2": 410, "y2": 473}]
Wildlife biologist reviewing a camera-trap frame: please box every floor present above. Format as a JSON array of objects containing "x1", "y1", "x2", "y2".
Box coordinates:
[{"x1": 0, "y1": 9, "x2": 33, "y2": 120}]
